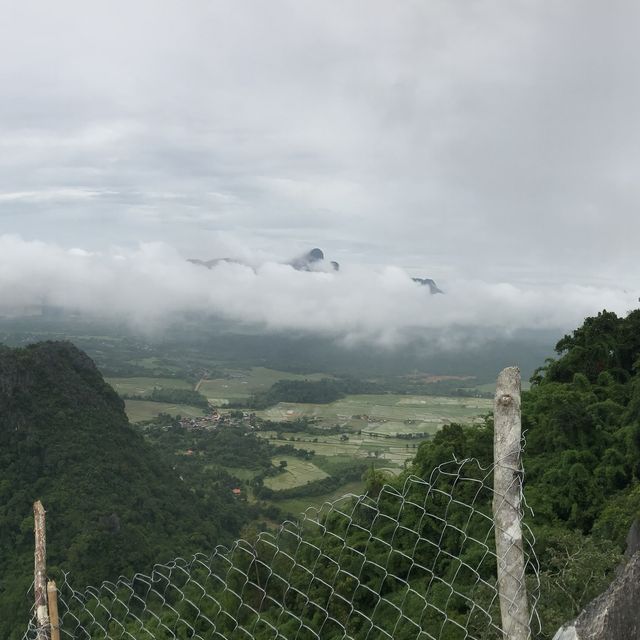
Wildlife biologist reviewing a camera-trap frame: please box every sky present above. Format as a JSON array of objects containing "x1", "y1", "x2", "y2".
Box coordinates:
[{"x1": 0, "y1": 1, "x2": 638, "y2": 340}]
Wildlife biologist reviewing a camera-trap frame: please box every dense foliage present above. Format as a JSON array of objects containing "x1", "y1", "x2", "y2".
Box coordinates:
[
  {"x1": 411, "y1": 309, "x2": 640, "y2": 633},
  {"x1": 145, "y1": 421, "x2": 275, "y2": 471},
  {"x1": 0, "y1": 342, "x2": 252, "y2": 639}
]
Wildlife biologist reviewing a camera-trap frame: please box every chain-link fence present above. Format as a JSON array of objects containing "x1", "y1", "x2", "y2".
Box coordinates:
[{"x1": 24, "y1": 456, "x2": 539, "y2": 640}]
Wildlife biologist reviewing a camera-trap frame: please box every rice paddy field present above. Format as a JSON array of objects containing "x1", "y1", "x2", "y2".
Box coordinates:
[
  {"x1": 262, "y1": 432, "x2": 422, "y2": 467},
  {"x1": 123, "y1": 399, "x2": 204, "y2": 423},
  {"x1": 257, "y1": 394, "x2": 492, "y2": 430},
  {"x1": 197, "y1": 367, "x2": 329, "y2": 404},
  {"x1": 106, "y1": 376, "x2": 193, "y2": 395},
  {"x1": 256, "y1": 394, "x2": 492, "y2": 475},
  {"x1": 263, "y1": 456, "x2": 330, "y2": 490}
]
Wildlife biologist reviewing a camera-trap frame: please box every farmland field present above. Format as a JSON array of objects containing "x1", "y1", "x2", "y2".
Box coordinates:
[
  {"x1": 257, "y1": 394, "x2": 492, "y2": 428},
  {"x1": 263, "y1": 456, "x2": 329, "y2": 490},
  {"x1": 257, "y1": 394, "x2": 492, "y2": 471},
  {"x1": 198, "y1": 367, "x2": 328, "y2": 404},
  {"x1": 107, "y1": 376, "x2": 193, "y2": 396},
  {"x1": 124, "y1": 399, "x2": 204, "y2": 423}
]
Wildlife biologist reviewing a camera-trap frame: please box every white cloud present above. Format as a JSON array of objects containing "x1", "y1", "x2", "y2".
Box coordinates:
[{"x1": 0, "y1": 235, "x2": 635, "y2": 344}]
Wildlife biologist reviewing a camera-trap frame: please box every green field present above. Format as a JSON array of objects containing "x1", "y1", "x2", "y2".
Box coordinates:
[
  {"x1": 257, "y1": 394, "x2": 492, "y2": 428},
  {"x1": 257, "y1": 394, "x2": 491, "y2": 472},
  {"x1": 263, "y1": 456, "x2": 329, "y2": 490},
  {"x1": 198, "y1": 367, "x2": 328, "y2": 404},
  {"x1": 107, "y1": 377, "x2": 193, "y2": 396},
  {"x1": 264, "y1": 431, "x2": 422, "y2": 466},
  {"x1": 124, "y1": 399, "x2": 204, "y2": 423}
]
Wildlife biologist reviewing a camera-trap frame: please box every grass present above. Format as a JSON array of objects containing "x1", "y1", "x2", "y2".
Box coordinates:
[
  {"x1": 263, "y1": 456, "x2": 329, "y2": 490},
  {"x1": 124, "y1": 399, "x2": 204, "y2": 423},
  {"x1": 198, "y1": 367, "x2": 329, "y2": 404},
  {"x1": 107, "y1": 376, "x2": 193, "y2": 396}
]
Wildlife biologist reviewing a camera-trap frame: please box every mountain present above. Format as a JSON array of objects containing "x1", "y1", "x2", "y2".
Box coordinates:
[
  {"x1": 287, "y1": 247, "x2": 340, "y2": 271},
  {"x1": 412, "y1": 277, "x2": 444, "y2": 293},
  {"x1": 0, "y1": 341, "x2": 248, "y2": 639},
  {"x1": 188, "y1": 248, "x2": 446, "y2": 290},
  {"x1": 188, "y1": 247, "x2": 340, "y2": 272}
]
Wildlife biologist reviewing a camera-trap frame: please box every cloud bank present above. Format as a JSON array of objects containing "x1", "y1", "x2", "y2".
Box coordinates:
[{"x1": 0, "y1": 236, "x2": 635, "y2": 345}]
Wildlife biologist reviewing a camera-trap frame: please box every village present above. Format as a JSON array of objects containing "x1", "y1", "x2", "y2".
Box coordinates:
[{"x1": 177, "y1": 406, "x2": 257, "y2": 431}]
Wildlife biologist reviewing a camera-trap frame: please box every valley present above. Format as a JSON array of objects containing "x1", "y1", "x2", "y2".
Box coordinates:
[
  {"x1": 2, "y1": 310, "x2": 640, "y2": 639},
  {"x1": 106, "y1": 365, "x2": 493, "y2": 515}
]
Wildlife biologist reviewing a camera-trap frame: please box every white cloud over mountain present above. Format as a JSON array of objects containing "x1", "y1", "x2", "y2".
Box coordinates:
[{"x1": 0, "y1": 236, "x2": 634, "y2": 344}]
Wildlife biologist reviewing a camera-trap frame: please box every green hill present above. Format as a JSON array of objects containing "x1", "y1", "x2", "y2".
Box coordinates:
[
  {"x1": 411, "y1": 309, "x2": 640, "y2": 633},
  {"x1": 0, "y1": 341, "x2": 249, "y2": 639}
]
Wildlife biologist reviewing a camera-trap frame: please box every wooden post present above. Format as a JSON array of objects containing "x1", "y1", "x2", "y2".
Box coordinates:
[
  {"x1": 493, "y1": 367, "x2": 530, "y2": 640},
  {"x1": 34, "y1": 501, "x2": 50, "y2": 640},
  {"x1": 47, "y1": 581, "x2": 60, "y2": 640}
]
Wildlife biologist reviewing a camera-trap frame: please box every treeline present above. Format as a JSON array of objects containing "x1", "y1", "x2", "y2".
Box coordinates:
[
  {"x1": 147, "y1": 387, "x2": 209, "y2": 408},
  {"x1": 378, "y1": 376, "x2": 494, "y2": 398},
  {"x1": 120, "y1": 386, "x2": 210, "y2": 409},
  {"x1": 247, "y1": 377, "x2": 384, "y2": 409},
  {"x1": 273, "y1": 443, "x2": 316, "y2": 460}
]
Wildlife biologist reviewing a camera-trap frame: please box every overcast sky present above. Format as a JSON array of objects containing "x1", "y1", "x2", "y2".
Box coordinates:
[{"x1": 1, "y1": 1, "x2": 638, "y2": 338}]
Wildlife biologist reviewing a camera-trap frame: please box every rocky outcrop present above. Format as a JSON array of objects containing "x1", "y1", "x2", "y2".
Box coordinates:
[{"x1": 553, "y1": 522, "x2": 640, "y2": 640}]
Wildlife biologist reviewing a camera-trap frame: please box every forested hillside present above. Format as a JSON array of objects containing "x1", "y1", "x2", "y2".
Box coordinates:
[
  {"x1": 0, "y1": 342, "x2": 252, "y2": 639},
  {"x1": 412, "y1": 309, "x2": 640, "y2": 631}
]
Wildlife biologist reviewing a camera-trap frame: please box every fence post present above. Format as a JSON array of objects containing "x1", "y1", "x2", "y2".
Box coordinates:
[
  {"x1": 34, "y1": 500, "x2": 50, "y2": 640},
  {"x1": 493, "y1": 367, "x2": 530, "y2": 640},
  {"x1": 47, "y1": 581, "x2": 60, "y2": 640}
]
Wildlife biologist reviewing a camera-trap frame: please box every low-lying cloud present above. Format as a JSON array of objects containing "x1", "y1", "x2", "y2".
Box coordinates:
[{"x1": 0, "y1": 235, "x2": 635, "y2": 345}]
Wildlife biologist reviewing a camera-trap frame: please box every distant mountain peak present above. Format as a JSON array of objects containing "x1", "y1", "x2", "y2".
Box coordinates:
[
  {"x1": 412, "y1": 278, "x2": 444, "y2": 294},
  {"x1": 187, "y1": 249, "x2": 442, "y2": 292},
  {"x1": 288, "y1": 248, "x2": 340, "y2": 272},
  {"x1": 188, "y1": 247, "x2": 341, "y2": 272}
]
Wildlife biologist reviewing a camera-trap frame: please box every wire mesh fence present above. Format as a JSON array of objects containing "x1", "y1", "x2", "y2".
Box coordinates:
[{"x1": 23, "y1": 456, "x2": 540, "y2": 640}]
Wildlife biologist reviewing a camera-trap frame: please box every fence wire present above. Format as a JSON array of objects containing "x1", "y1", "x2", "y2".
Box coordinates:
[{"x1": 24, "y1": 457, "x2": 540, "y2": 640}]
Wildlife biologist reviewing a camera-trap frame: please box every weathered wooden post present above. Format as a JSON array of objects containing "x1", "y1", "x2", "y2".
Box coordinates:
[
  {"x1": 493, "y1": 367, "x2": 530, "y2": 640},
  {"x1": 47, "y1": 581, "x2": 60, "y2": 640},
  {"x1": 34, "y1": 500, "x2": 50, "y2": 640}
]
